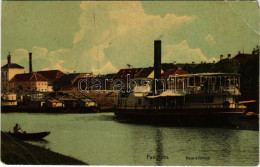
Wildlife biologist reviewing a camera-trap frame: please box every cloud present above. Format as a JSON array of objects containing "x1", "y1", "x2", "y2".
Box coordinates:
[
  {"x1": 91, "y1": 61, "x2": 117, "y2": 74},
  {"x1": 43, "y1": 60, "x2": 72, "y2": 73},
  {"x1": 10, "y1": 47, "x2": 71, "y2": 73},
  {"x1": 11, "y1": 47, "x2": 48, "y2": 62},
  {"x1": 8, "y1": 2, "x2": 196, "y2": 74},
  {"x1": 163, "y1": 40, "x2": 217, "y2": 63},
  {"x1": 205, "y1": 34, "x2": 216, "y2": 44},
  {"x1": 69, "y1": 1, "x2": 195, "y2": 73},
  {"x1": 32, "y1": 47, "x2": 48, "y2": 59},
  {"x1": 12, "y1": 48, "x2": 29, "y2": 63}
]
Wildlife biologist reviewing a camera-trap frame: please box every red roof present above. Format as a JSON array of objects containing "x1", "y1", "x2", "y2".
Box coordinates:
[
  {"x1": 36, "y1": 70, "x2": 64, "y2": 81},
  {"x1": 161, "y1": 68, "x2": 187, "y2": 79},
  {"x1": 47, "y1": 99, "x2": 61, "y2": 103},
  {"x1": 10, "y1": 73, "x2": 48, "y2": 82},
  {"x1": 233, "y1": 53, "x2": 255, "y2": 64},
  {"x1": 1, "y1": 63, "x2": 24, "y2": 69},
  {"x1": 113, "y1": 68, "x2": 143, "y2": 80}
]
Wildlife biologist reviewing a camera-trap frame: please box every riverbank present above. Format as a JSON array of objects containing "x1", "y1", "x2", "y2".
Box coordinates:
[
  {"x1": 1, "y1": 132, "x2": 87, "y2": 165},
  {"x1": 2, "y1": 105, "x2": 114, "y2": 113}
]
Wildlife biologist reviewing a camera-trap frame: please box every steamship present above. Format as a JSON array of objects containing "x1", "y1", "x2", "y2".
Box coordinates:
[{"x1": 114, "y1": 40, "x2": 246, "y2": 126}]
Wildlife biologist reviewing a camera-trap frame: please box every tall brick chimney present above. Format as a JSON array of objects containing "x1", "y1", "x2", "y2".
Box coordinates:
[
  {"x1": 154, "y1": 40, "x2": 162, "y2": 90},
  {"x1": 7, "y1": 52, "x2": 11, "y2": 65},
  {"x1": 29, "y1": 52, "x2": 33, "y2": 73}
]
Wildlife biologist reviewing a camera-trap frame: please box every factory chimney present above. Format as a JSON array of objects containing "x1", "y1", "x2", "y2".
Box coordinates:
[
  {"x1": 29, "y1": 52, "x2": 33, "y2": 73},
  {"x1": 154, "y1": 40, "x2": 162, "y2": 91},
  {"x1": 7, "y1": 52, "x2": 11, "y2": 65}
]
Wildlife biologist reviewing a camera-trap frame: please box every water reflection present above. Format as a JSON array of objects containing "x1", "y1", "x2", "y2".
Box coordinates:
[
  {"x1": 1, "y1": 113, "x2": 259, "y2": 166},
  {"x1": 29, "y1": 139, "x2": 49, "y2": 144},
  {"x1": 192, "y1": 128, "x2": 239, "y2": 165},
  {"x1": 155, "y1": 129, "x2": 164, "y2": 166},
  {"x1": 28, "y1": 139, "x2": 50, "y2": 150}
]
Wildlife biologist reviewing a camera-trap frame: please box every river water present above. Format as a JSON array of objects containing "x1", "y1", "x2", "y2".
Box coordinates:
[{"x1": 1, "y1": 113, "x2": 259, "y2": 166}]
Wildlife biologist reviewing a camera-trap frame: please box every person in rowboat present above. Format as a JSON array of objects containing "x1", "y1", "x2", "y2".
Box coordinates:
[{"x1": 13, "y1": 123, "x2": 21, "y2": 133}]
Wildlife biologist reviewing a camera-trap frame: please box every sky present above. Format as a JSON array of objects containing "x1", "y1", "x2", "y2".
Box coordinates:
[{"x1": 1, "y1": 1, "x2": 259, "y2": 74}]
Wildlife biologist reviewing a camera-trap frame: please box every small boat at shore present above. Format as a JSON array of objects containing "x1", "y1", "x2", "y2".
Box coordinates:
[{"x1": 4, "y1": 131, "x2": 50, "y2": 140}]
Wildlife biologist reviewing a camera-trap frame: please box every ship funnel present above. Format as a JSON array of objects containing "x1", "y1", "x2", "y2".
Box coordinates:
[{"x1": 154, "y1": 40, "x2": 162, "y2": 90}]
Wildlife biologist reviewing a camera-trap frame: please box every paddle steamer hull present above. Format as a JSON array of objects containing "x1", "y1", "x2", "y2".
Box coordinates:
[{"x1": 115, "y1": 107, "x2": 245, "y2": 126}]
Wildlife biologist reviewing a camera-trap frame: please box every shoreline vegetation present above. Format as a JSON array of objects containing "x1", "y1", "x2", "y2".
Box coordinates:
[{"x1": 1, "y1": 132, "x2": 87, "y2": 165}]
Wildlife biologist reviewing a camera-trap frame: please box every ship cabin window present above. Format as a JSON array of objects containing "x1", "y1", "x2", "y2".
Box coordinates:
[
  {"x1": 189, "y1": 78, "x2": 194, "y2": 86},
  {"x1": 138, "y1": 99, "x2": 142, "y2": 105},
  {"x1": 229, "y1": 76, "x2": 238, "y2": 86},
  {"x1": 149, "y1": 99, "x2": 154, "y2": 105},
  {"x1": 205, "y1": 96, "x2": 214, "y2": 103},
  {"x1": 119, "y1": 99, "x2": 127, "y2": 106},
  {"x1": 186, "y1": 96, "x2": 214, "y2": 104}
]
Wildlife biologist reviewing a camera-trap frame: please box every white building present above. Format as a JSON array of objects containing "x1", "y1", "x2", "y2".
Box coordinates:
[
  {"x1": 1, "y1": 53, "x2": 25, "y2": 93},
  {"x1": 9, "y1": 73, "x2": 49, "y2": 93},
  {"x1": 45, "y1": 99, "x2": 64, "y2": 108},
  {"x1": 77, "y1": 98, "x2": 98, "y2": 107},
  {"x1": 1, "y1": 93, "x2": 17, "y2": 106}
]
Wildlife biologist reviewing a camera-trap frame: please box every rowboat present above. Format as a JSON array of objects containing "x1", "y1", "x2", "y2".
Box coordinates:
[{"x1": 5, "y1": 131, "x2": 51, "y2": 140}]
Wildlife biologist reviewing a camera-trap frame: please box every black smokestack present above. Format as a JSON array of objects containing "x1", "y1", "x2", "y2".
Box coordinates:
[
  {"x1": 154, "y1": 40, "x2": 161, "y2": 90},
  {"x1": 7, "y1": 52, "x2": 11, "y2": 65},
  {"x1": 29, "y1": 52, "x2": 32, "y2": 73}
]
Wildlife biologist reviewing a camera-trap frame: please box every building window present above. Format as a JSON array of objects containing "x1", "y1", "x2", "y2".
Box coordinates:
[{"x1": 138, "y1": 99, "x2": 142, "y2": 105}]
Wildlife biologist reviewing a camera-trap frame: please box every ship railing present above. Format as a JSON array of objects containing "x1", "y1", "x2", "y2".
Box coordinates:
[
  {"x1": 185, "y1": 85, "x2": 241, "y2": 95},
  {"x1": 141, "y1": 103, "x2": 240, "y2": 110},
  {"x1": 118, "y1": 102, "x2": 241, "y2": 110}
]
